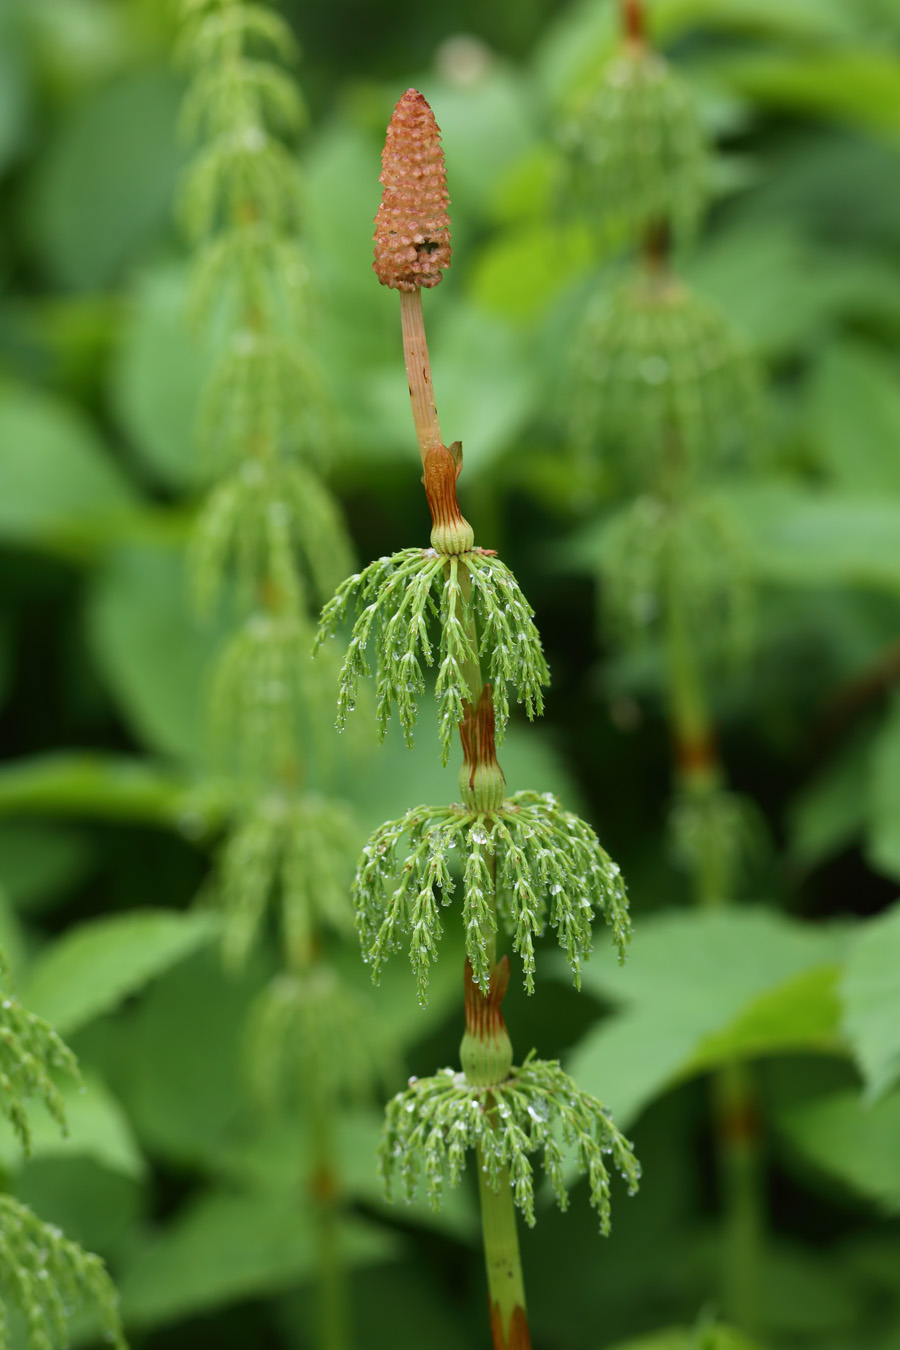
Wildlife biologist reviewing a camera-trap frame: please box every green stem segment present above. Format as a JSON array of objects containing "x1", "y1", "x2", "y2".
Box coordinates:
[
  {"x1": 462, "y1": 957, "x2": 530, "y2": 1348},
  {"x1": 663, "y1": 560, "x2": 763, "y2": 1338},
  {"x1": 310, "y1": 1102, "x2": 348, "y2": 1350},
  {"x1": 477, "y1": 1154, "x2": 532, "y2": 1350}
]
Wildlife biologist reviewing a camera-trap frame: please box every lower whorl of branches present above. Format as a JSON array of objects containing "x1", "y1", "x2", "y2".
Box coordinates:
[
  {"x1": 380, "y1": 1056, "x2": 640, "y2": 1233},
  {"x1": 0, "y1": 1196, "x2": 125, "y2": 1350},
  {"x1": 354, "y1": 791, "x2": 630, "y2": 1003}
]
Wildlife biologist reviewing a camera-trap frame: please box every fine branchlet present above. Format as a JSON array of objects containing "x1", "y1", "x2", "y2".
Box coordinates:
[
  {"x1": 355, "y1": 790, "x2": 630, "y2": 1002},
  {"x1": 215, "y1": 792, "x2": 357, "y2": 969},
  {"x1": 0, "y1": 981, "x2": 79, "y2": 1156},
  {"x1": 380, "y1": 1055, "x2": 640, "y2": 1233},
  {"x1": 180, "y1": 51, "x2": 306, "y2": 142},
  {"x1": 669, "y1": 788, "x2": 768, "y2": 898},
  {"x1": 191, "y1": 458, "x2": 353, "y2": 619},
  {"x1": 599, "y1": 494, "x2": 753, "y2": 656},
  {"x1": 180, "y1": 131, "x2": 303, "y2": 244},
  {"x1": 0, "y1": 1196, "x2": 126, "y2": 1350},
  {"x1": 563, "y1": 32, "x2": 707, "y2": 242},
  {"x1": 245, "y1": 965, "x2": 394, "y2": 1114},
  {"x1": 177, "y1": 1, "x2": 298, "y2": 67},
  {"x1": 316, "y1": 548, "x2": 548, "y2": 764},
  {"x1": 211, "y1": 613, "x2": 325, "y2": 778},
  {"x1": 197, "y1": 332, "x2": 329, "y2": 473},
  {"x1": 571, "y1": 271, "x2": 762, "y2": 487},
  {"x1": 187, "y1": 222, "x2": 310, "y2": 332}
]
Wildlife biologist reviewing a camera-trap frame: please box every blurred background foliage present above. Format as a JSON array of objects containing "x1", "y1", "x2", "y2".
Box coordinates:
[{"x1": 2, "y1": 0, "x2": 900, "y2": 1347}]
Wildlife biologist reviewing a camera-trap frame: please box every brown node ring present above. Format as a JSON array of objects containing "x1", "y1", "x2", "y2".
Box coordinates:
[
  {"x1": 464, "y1": 954, "x2": 510, "y2": 1044},
  {"x1": 423, "y1": 443, "x2": 474, "y2": 555}
]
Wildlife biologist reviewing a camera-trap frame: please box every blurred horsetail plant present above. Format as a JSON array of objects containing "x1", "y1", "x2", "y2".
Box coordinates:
[
  {"x1": 316, "y1": 88, "x2": 640, "y2": 1349},
  {"x1": 564, "y1": 0, "x2": 767, "y2": 1332},
  {"x1": 0, "y1": 958, "x2": 126, "y2": 1349},
  {"x1": 176, "y1": 4, "x2": 387, "y2": 1348}
]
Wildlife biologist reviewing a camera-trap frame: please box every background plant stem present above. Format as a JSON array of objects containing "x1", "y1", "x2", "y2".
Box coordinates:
[{"x1": 664, "y1": 570, "x2": 764, "y2": 1337}]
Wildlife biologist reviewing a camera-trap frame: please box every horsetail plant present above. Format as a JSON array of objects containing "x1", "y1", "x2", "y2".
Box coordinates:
[
  {"x1": 317, "y1": 88, "x2": 639, "y2": 1349},
  {"x1": 177, "y1": 5, "x2": 388, "y2": 1349},
  {"x1": 564, "y1": 0, "x2": 767, "y2": 1331},
  {"x1": 0, "y1": 959, "x2": 126, "y2": 1350}
]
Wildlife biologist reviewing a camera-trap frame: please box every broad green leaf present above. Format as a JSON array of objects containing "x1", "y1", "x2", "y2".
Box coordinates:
[
  {"x1": 0, "y1": 385, "x2": 134, "y2": 544},
  {"x1": 778, "y1": 1089, "x2": 900, "y2": 1211},
  {"x1": 87, "y1": 542, "x2": 222, "y2": 764},
  {"x1": 110, "y1": 266, "x2": 209, "y2": 490},
  {"x1": 718, "y1": 482, "x2": 900, "y2": 593},
  {"x1": 0, "y1": 1074, "x2": 144, "y2": 1179},
  {"x1": 26, "y1": 69, "x2": 184, "y2": 289},
  {"x1": 23, "y1": 909, "x2": 221, "y2": 1036},
  {"x1": 658, "y1": 0, "x2": 855, "y2": 40},
  {"x1": 119, "y1": 1192, "x2": 395, "y2": 1327},
  {"x1": 686, "y1": 224, "x2": 900, "y2": 357},
  {"x1": 807, "y1": 343, "x2": 900, "y2": 497},
  {"x1": 714, "y1": 51, "x2": 900, "y2": 143},
  {"x1": 608, "y1": 1327, "x2": 760, "y2": 1350},
  {"x1": 13, "y1": 1158, "x2": 142, "y2": 1262},
  {"x1": 842, "y1": 898, "x2": 900, "y2": 1101},
  {"x1": 0, "y1": 823, "x2": 93, "y2": 914},
  {"x1": 0, "y1": 754, "x2": 202, "y2": 828},
  {"x1": 469, "y1": 221, "x2": 595, "y2": 322},
  {"x1": 685, "y1": 966, "x2": 843, "y2": 1074},
  {"x1": 108, "y1": 949, "x2": 259, "y2": 1166},
  {"x1": 865, "y1": 694, "x2": 900, "y2": 882},
  {"x1": 217, "y1": 1110, "x2": 479, "y2": 1243},
  {"x1": 788, "y1": 731, "x2": 871, "y2": 870},
  {"x1": 568, "y1": 909, "x2": 844, "y2": 1126}
]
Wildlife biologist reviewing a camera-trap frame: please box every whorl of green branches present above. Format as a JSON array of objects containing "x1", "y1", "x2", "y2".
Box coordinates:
[
  {"x1": 178, "y1": 1, "x2": 298, "y2": 67},
  {"x1": 245, "y1": 966, "x2": 393, "y2": 1113},
  {"x1": 571, "y1": 270, "x2": 761, "y2": 487},
  {"x1": 197, "y1": 333, "x2": 330, "y2": 473},
  {"x1": 0, "y1": 982, "x2": 79, "y2": 1156},
  {"x1": 191, "y1": 459, "x2": 353, "y2": 619},
  {"x1": 380, "y1": 1055, "x2": 640, "y2": 1232},
  {"x1": 354, "y1": 791, "x2": 630, "y2": 1002},
  {"x1": 669, "y1": 788, "x2": 767, "y2": 900},
  {"x1": 211, "y1": 613, "x2": 328, "y2": 778},
  {"x1": 599, "y1": 494, "x2": 753, "y2": 656},
  {"x1": 215, "y1": 791, "x2": 357, "y2": 969},
  {"x1": 0, "y1": 1196, "x2": 125, "y2": 1350},
  {"x1": 563, "y1": 39, "x2": 707, "y2": 241},
  {"x1": 316, "y1": 548, "x2": 549, "y2": 765},
  {"x1": 188, "y1": 223, "x2": 309, "y2": 331}
]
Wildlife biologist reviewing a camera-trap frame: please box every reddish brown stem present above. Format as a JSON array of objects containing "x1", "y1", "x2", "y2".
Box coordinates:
[{"x1": 623, "y1": 0, "x2": 645, "y2": 44}]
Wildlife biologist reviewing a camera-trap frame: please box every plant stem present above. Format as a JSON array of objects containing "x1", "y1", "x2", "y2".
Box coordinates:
[
  {"x1": 310, "y1": 1102, "x2": 348, "y2": 1350},
  {"x1": 400, "y1": 290, "x2": 443, "y2": 465},
  {"x1": 476, "y1": 1149, "x2": 532, "y2": 1350},
  {"x1": 663, "y1": 565, "x2": 764, "y2": 1337},
  {"x1": 399, "y1": 247, "x2": 531, "y2": 1348}
]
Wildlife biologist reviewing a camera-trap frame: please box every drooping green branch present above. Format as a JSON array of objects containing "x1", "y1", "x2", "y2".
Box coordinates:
[{"x1": 0, "y1": 957, "x2": 125, "y2": 1350}]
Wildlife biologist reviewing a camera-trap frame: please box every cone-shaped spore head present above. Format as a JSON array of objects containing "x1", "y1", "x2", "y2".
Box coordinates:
[{"x1": 373, "y1": 88, "x2": 452, "y2": 291}]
